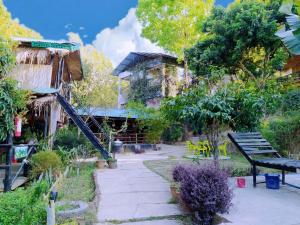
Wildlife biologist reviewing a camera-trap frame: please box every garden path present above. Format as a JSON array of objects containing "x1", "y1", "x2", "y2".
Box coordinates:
[{"x1": 94, "y1": 144, "x2": 186, "y2": 225}]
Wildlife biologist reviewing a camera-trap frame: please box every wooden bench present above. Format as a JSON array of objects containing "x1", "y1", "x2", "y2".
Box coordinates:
[{"x1": 228, "y1": 132, "x2": 300, "y2": 189}]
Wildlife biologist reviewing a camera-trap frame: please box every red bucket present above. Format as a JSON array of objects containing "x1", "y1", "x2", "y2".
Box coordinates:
[{"x1": 237, "y1": 177, "x2": 246, "y2": 188}]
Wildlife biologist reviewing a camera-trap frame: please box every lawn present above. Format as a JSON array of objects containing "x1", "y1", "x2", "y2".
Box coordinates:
[
  {"x1": 144, "y1": 152, "x2": 275, "y2": 182},
  {"x1": 56, "y1": 163, "x2": 97, "y2": 225}
]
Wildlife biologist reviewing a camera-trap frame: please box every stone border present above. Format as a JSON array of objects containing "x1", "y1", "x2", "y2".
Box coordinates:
[
  {"x1": 56, "y1": 201, "x2": 89, "y2": 218},
  {"x1": 94, "y1": 171, "x2": 102, "y2": 210}
]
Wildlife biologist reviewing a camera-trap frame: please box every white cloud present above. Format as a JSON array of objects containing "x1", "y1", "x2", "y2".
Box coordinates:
[
  {"x1": 64, "y1": 23, "x2": 72, "y2": 30},
  {"x1": 92, "y1": 8, "x2": 164, "y2": 66}
]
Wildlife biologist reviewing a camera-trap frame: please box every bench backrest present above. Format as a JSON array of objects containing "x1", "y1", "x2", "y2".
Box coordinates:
[{"x1": 228, "y1": 132, "x2": 280, "y2": 163}]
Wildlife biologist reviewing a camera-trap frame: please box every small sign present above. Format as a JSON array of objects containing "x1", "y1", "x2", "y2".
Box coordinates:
[{"x1": 14, "y1": 146, "x2": 28, "y2": 159}]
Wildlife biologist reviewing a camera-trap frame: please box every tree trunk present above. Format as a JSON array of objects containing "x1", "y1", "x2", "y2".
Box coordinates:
[
  {"x1": 206, "y1": 121, "x2": 220, "y2": 161},
  {"x1": 184, "y1": 59, "x2": 189, "y2": 89}
]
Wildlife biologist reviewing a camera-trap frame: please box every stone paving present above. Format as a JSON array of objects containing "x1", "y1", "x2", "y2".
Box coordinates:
[
  {"x1": 95, "y1": 146, "x2": 185, "y2": 224},
  {"x1": 95, "y1": 144, "x2": 300, "y2": 225},
  {"x1": 223, "y1": 175, "x2": 300, "y2": 225}
]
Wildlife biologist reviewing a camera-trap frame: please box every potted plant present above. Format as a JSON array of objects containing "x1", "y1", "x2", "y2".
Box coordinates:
[
  {"x1": 107, "y1": 157, "x2": 117, "y2": 169},
  {"x1": 170, "y1": 182, "x2": 180, "y2": 200}
]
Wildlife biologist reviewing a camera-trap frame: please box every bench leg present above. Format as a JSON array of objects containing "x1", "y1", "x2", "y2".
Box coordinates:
[
  {"x1": 282, "y1": 170, "x2": 286, "y2": 185},
  {"x1": 253, "y1": 164, "x2": 257, "y2": 187}
]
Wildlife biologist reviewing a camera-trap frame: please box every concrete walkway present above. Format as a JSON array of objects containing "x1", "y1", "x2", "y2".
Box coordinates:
[
  {"x1": 95, "y1": 147, "x2": 185, "y2": 224},
  {"x1": 95, "y1": 144, "x2": 300, "y2": 225},
  {"x1": 223, "y1": 175, "x2": 300, "y2": 225}
]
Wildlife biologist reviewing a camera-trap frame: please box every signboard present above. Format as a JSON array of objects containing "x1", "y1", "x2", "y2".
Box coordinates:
[{"x1": 14, "y1": 146, "x2": 28, "y2": 159}]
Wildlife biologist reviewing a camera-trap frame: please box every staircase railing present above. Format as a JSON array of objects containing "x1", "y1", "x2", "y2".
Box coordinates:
[
  {"x1": 71, "y1": 93, "x2": 111, "y2": 148},
  {"x1": 55, "y1": 93, "x2": 110, "y2": 159},
  {"x1": 0, "y1": 143, "x2": 36, "y2": 192}
]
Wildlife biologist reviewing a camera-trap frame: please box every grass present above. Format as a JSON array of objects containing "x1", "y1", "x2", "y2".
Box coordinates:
[
  {"x1": 57, "y1": 164, "x2": 96, "y2": 202},
  {"x1": 144, "y1": 152, "x2": 277, "y2": 182},
  {"x1": 56, "y1": 163, "x2": 97, "y2": 225}
]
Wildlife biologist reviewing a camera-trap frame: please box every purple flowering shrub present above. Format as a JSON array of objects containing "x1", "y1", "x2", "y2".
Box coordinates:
[
  {"x1": 172, "y1": 164, "x2": 188, "y2": 182},
  {"x1": 174, "y1": 163, "x2": 232, "y2": 225}
]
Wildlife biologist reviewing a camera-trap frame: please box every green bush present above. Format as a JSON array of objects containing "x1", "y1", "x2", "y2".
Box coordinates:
[
  {"x1": 261, "y1": 113, "x2": 300, "y2": 156},
  {"x1": 30, "y1": 150, "x2": 62, "y2": 177},
  {"x1": 282, "y1": 89, "x2": 300, "y2": 112},
  {"x1": 0, "y1": 182, "x2": 48, "y2": 225},
  {"x1": 0, "y1": 77, "x2": 29, "y2": 141},
  {"x1": 162, "y1": 123, "x2": 183, "y2": 142},
  {"x1": 54, "y1": 126, "x2": 94, "y2": 151}
]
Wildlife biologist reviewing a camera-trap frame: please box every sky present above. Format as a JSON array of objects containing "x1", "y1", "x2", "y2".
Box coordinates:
[{"x1": 4, "y1": 0, "x2": 233, "y2": 66}]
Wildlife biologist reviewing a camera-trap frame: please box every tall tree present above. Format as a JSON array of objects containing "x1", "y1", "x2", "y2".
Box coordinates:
[
  {"x1": 68, "y1": 33, "x2": 118, "y2": 108},
  {"x1": 0, "y1": 0, "x2": 41, "y2": 76},
  {"x1": 186, "y1": 0, "x2": 288, "y2": 82},
  {"x1": 0, "y1": 0, "x2": 41, "y2": 39},
  {"x1": 136, "y1": 0, "x2": 214, "y2": 86}
]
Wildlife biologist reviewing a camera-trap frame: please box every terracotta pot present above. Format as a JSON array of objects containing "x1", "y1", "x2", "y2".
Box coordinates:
[
  {"x1": 96, "y1": 159, "x2": 106, "y2": 169},
  {"x1": 108, "y1": 160, "x2": 117, "y2": 169},
  {"x1": 170, "y1": 184, "x2": 180, "y2": 201}
]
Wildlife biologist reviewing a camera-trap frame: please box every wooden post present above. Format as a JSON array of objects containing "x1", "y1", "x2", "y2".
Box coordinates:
[
  {"x1": 253, "y1": 164, "x2": 257, "y2": 187},
  {"x1": 136, "y1": 133, "x2": 138, "y2": 144},
  {"x1": 46, "y1": 200, "x2": 55, "y2": 225},
  {"x1": 47, "y1": 190, "x2": 58, "y2": 225}
]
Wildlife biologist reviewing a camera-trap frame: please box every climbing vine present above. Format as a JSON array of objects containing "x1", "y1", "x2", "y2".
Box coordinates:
[{"x1": 127, "y1": 61, "x2": 179, "y2": 104}]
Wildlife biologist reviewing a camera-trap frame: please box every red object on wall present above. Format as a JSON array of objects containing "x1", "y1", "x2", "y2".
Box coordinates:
[
  {"x1": 12, "y1": 155, "x2": 17, "y2": 164},
  {"x1": 237, "y1": 177, "x2": 246, "y2": 188},
  {"x1": 15, "y1": 116, "x2": 22, "y2": 137}
]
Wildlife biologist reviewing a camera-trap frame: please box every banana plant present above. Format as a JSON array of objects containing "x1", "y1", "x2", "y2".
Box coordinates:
[{"x1": 276, "y1": 0, "x2": 300, "y2": 54}]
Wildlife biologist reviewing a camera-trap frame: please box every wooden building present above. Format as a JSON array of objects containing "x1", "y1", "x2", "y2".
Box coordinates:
[
  {"x1": 0, "y1": 38, "x2": 84, "y2": 192},
  {"x1": 76, "y1": 107, "x2": 145, "y2": 144},
  {"x1": 113, "y1": 52, "x2": 184, "y2": 108},
  {"x1": 282, "y1": 56, "x2": 300, "y2": 87},
  {"x1": 8, "y1": 38, "x2": 83, "y2": 140}
]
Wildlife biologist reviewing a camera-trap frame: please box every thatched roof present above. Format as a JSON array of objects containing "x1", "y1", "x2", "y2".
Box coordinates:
[{"x1": 13, "y1": 38, "x2": 83, "y2": 81}]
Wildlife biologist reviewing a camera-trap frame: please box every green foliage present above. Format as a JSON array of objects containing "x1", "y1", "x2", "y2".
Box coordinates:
[
  {"x1": 58, "y1": 164, "x2": 96, "y2": 202},
  {"x1": 161, "y1": 122, "x2": 183, "y2": 142},
  {"x1": 30, "y1": 150, "x2": 62, "y2": 177},
  {"x1": 127, "y1": 101, "x2": 168, "y2": 143},
  {"x1": 224, "y1": 79, "x2": 283, "y2": 131},
  {"x1": 276, "y1": 0, "x2": 300, "y2": 54},
  {"x1": 0, "y1": 182, "x2": 48, "y2": 225},
  {"x1": 0, "y1": 37, "x2": 15, "y2": 76},
  {"x1": 161, "y1": 84, "x2": 207, "y2": 131},
  {"x1": 54, "y1": 126, "x2": 93, "y2": 151},
  {"x1": 136, "y1": 0, "x2": 214, "y2": 60},
  {"x1": 128, "y1": 75, "x2": 161, "y2": 104},
  {"x1": 282, "y1": 89, "x2": 300, "y2": 112},
  {"x1": 0, "y1": 78, "x2": 29, "y2": 141},
  {"x1": 68, "y1": 33, "x2": 118, "y2": 108},
  {"x1": 182, "y1": 91, "x2": 233, "y2": 159},
  {"x1": 261, "y1": 113, "x2": 300, "y2": 156},
  {"x1": 0, "y1": 0, "x2": 41, "y2": 39},
  {"x1": 186, "y1": 0, "x2": 288, "y2": 79}
]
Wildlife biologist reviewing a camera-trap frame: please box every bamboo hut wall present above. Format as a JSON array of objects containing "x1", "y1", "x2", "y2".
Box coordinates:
[{"x1": 9, "y1": 64, "x2": 53, "y2": 90}]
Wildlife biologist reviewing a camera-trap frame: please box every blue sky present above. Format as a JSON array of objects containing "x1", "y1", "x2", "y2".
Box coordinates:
[
  {"x1": 4, "y1": 0, "x2": 233, "y2": 65},
  {"x1": 4, "y1": 0, "x2": 232, "y2": 43}
]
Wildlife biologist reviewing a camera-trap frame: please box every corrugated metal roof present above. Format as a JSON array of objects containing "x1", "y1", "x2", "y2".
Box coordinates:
[
  {"x1": 31, "y1": 87, "x2": 59, "y2": 94},
  {"x1": 13, "y1": 37, "x2": 80, "y2": 51},
  {"x1": 76, "y1": 107, "x2": 138, "y2": 119},
  {"x1": 113, "y1": 52, "x2": 181, "y2": 76}
]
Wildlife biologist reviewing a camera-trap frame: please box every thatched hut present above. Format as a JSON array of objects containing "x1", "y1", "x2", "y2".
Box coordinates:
[{"x1": 8, "y1": 38, "x2": 83, "y2": 141}]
